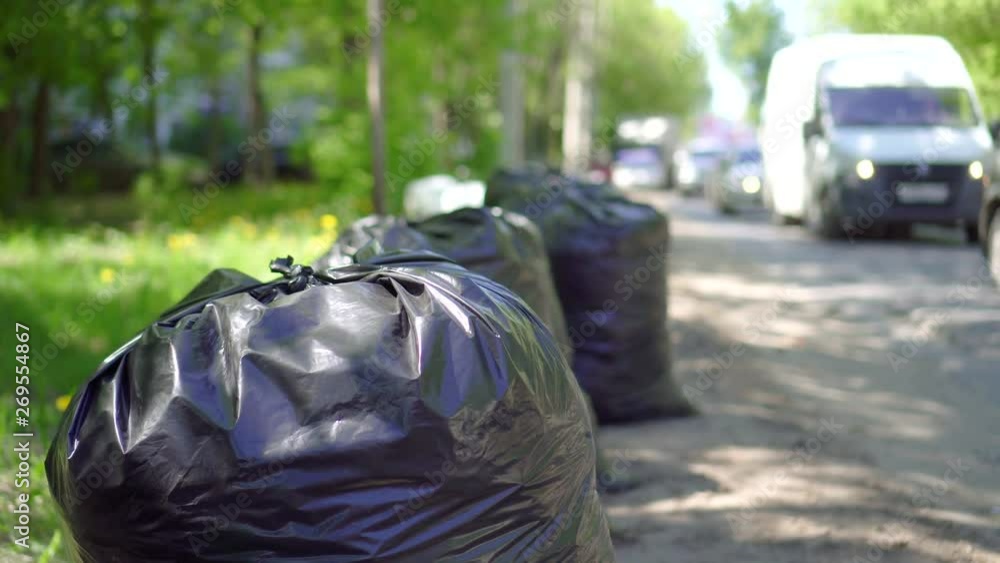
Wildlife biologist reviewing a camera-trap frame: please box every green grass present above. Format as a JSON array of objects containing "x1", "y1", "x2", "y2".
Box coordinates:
[{"x1": 0, "y1": 181, "x2": 365, "y2": 561}]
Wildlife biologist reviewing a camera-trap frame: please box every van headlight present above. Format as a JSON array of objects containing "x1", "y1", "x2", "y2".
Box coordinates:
[
  {"x1": 741, "y1": 176, "x2": 761, "y2": 194},
  {"x1": 678, "y1": 163, "x2": 697, "y2": 185},
  {"x1": 969, "y1": 160, "x2": 984, "y2": 180},
  {"x1": 856, "y1": 160, "x2": 875, "y2": 180},
  {"x1": 612, "y1": 168, "x2": 635, "y2": 187}
]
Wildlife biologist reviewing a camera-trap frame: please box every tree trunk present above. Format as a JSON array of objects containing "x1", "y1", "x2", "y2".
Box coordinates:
[
  {"x1": 247, "y1": 23, "x2": 274, "y2": 185},
  {"x1": 208, "y1": 76, "x2": 223, "y2": 169},
  {"x1": 94, "y1": 66, "x2": 114, "y2": 123},
  {"x1": 367, "y1": 0, "x2": 387, "y2": 215},
  {"x1": 0, "y1": 101, "x2": 17, "y2": 210},
  {"x1": 29, "y1": 80, "x2": 50, "y2": 197},
  {"x1": 561, "y1": 0, "x2": 596, "y2": 175},
  {"x1": 543, "y1": 44, "x2": 566, "y2": 163},
  {"x1": 139, "y1": 0, "x2": 160, "y2": 174},
  {"x1": 500, "y1": 0, "x2": 524, "y2": 167},
  {"x1": 430, "y1": 51, "x2": 451, "y2": 171},
  {"x1": 0, "y1": 97, "x2": 18, "y2": 172}
]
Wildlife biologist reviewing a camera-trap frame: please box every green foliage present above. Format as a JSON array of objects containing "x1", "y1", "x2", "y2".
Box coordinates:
[
  {"x1": 0, "y1": 0, "x2": 712, "y2": 549},
  {"x1": 301, "y1": 110, "x2": 375, "y2": 205},
  {"x1": 167, "y1": 111, "x2": 245, "y2": 161},
  {"x1": 0, "y1": 2, "x2": 712, "y2": 554},
  {"x1": 0, "y1": 180, "x2": 361, "y2": 562},
  {"x1": 598, "y1": 0, "x2": 710, "y2": 129},
  {"x1": 719, "y1": 0, "x2": 793, "y2": 123},
  {"x1": 132, "y1": 153, "x2": 212, "y2": 215},
  {"x1": 1, "y1": 0, "x2": 711, "y2": 204}
]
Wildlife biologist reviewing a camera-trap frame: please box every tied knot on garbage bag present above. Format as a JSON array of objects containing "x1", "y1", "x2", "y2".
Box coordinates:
[
  {"x1": 315, "y1": 209, "x2": 573, "y2": 358},
  {"x1": 314, "y1": 208, "x2": 642, "y2": 494},
  {"x1": 267, "y1": 255, "x2": 315, "y2": 292}
]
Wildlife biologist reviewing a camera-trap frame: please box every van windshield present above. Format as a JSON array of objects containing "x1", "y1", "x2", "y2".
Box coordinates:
[
  {"x1": 614, "y1": 147, "x2": 662, "y2": 167},
  {"x1": 736, "y1": 149, "x2": 761, "y2": 163},
  {"x1": 690, "y1": 150, "x2": 723, "y2": 168},
  {"x1": 823, "y1": 87, "x2": 978, "y2": 127}
]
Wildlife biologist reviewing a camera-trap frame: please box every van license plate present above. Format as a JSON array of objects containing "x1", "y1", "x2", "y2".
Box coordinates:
[{"x1": 896, "y1": 183, "x2": 949, "y2": 204}]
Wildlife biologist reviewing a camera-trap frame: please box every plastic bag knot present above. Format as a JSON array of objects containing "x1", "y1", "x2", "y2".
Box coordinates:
[{"x1": 269, "y1": 256, "x2": 314, "y2": 292}]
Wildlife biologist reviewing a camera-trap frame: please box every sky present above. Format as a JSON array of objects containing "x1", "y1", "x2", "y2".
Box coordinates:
[{"x1": 660, "y1": 0, "x2": 812, "y2": 121}]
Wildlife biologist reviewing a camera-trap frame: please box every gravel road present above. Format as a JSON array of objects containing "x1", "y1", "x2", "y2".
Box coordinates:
[{"x1": 604, "y1": 192, "x2": 1000, "y2": 563}]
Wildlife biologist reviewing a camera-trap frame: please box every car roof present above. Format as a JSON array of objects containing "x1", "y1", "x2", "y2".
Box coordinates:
[{"x1": 778, "y1": 34, "x2": 957, "y2": 60}]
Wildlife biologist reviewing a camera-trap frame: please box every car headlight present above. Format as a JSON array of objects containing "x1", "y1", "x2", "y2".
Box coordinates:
[
  {"x1": 741, "y1": 176, "x2": 761, "y2": 194},
  {"x1": 678, "y1": 164, "x2": 697, "y2": 184},
  {"x1": 613, "y1": 169, "x2": 635, "y2": 186},
  {"x1": 856, "y1": 159, "x2": 875, "y2": 180},
  {"x1": 969, "y1": 160, "x2": 984, "y2": 180}
]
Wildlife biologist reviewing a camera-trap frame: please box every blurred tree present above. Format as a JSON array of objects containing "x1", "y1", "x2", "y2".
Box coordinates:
[
  {"x1": 719, "y1": 0, "x2": 792, "y2": 123},
  {"x1": 367, "y1": 0, "x2": 387, "y2": 214},
  {"x1": 137, "y1": 0, "x2": 169, "y2": 174},
  {"x1": 79, "y1": 0, "x2": 129, "y2": 124},
  {"x1": 28, "y1": 80, "x2": 51, "y2": 197},
  {"x1": 0, "y1": 0, "x2": 709, "y2": 207},
  {"x1": 204, "y1": 0, "x2": 287, "y2": 185},
  {"x1": 246, "y1": 22, "x2": 274, "y2": 184},
  {"x1": 562, "y1": 0, "x2": 597, "y2": 174},
  {"x1": 165, "y1": 0, "x2": 240, "y2": 168},
  {"x1": 827, "y1": 0, "x2": 1000, "y2": 117},
  {"x1": 1, "y1": 0, "x2": 81, "y2": 198},
  {"x1": 598, "y1": 0, "x2": 710, "y2": 131},
  {"x1": 500, "y1": 0, "x2": 526, "y2": 167}
]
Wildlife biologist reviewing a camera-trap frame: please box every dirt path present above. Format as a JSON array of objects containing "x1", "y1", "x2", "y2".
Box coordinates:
[{"x1": 604, "y1": 193, "x2": 1000, "y2": 563}]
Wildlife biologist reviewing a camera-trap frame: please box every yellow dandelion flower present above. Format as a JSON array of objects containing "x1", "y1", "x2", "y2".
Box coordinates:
[
  {"x1": 99, "y1": 267, "x2": 116, "y2": 284},
  {"x1": 56, "y1": 395, "x2": 72, "y2": 412},
  {"x1": 320, "y1": 214, "x2": 339, "y2": 231},
  {"x1": 168, "y1": 232, "x2": 197, "y2": 251}
]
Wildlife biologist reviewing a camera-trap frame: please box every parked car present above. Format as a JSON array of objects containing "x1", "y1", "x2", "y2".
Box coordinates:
[
  {"x1": 611, "y1": 116, "x2": 680, "y2": 190},
  {"x1": 675, "y1": 141, "x2": 725, "y2": 197},
  {"x1": 761, "y1": 34, "x2": 993, "y2": 239},
  {"x1": 611, "y1": 146, "x2": 667, "y2": 190},
  {"x1": 706, "y1": 145, "x2": 764, "y2": 214}
]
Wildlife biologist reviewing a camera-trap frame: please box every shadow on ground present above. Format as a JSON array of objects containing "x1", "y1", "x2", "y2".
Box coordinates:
[{"x1": 600, "y1": 193, "x2": 1000, "y2": 563}]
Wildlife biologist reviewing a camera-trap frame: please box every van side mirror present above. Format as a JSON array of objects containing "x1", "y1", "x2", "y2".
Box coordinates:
[
  {"x1": 803, "y1": 118, "x2": 822, "y2": 140},
  {"x1": 989, "y1": 120, "x2": 1000, "y2": 143}
]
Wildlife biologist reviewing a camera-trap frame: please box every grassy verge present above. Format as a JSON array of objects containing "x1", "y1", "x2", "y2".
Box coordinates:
[{"x1": 1, "y1": 181, "x2": 365, "y2": 561}]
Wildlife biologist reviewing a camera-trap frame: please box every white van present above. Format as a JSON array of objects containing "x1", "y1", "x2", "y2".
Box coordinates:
[{"x1": 760, "y1": 34, "x2": 994, "y2": 239}]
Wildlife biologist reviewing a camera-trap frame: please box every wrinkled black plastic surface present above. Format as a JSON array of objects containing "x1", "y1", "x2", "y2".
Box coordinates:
[
  {"x1": 315, "y1": 209, "x2": 573, "y2": 357},
  {"x1": 46, "y1": 256, "x2": 615, "y2": 562},
  {"x1": 487, "y1": 170, "x2": 694, "y2": 423},
  {"x1": 316, "y1": 212, "x2": 631, "y2": 493}
]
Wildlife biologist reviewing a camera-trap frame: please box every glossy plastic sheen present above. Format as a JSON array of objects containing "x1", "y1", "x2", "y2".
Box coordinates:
[
  {"x1": 487, "y1": 170, "x2": 694, "y2": 423},
  {"x1": 46, "y1": 257, "x2": 615, "y2": 562},
  {"x1": 315, "y1": 208, "x2": 573, "y2": 359}
]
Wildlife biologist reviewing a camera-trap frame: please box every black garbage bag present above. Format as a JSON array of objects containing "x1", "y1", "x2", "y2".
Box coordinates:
[
  {"x1": 314, "y1": 215, "x2": 432, "y2": 270},
  {"x1": 487, "y1": 169, "x2": 695, "y2": 424},
  {"x1": 315, "y1": 209, "x2": 572, "y2": 357},
  {"x1": 45, "y1": 254, "x2": 615, "y2": 562},
  {"x1": 318, "y1": 211, "x2": 639, "y2": 494}
]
